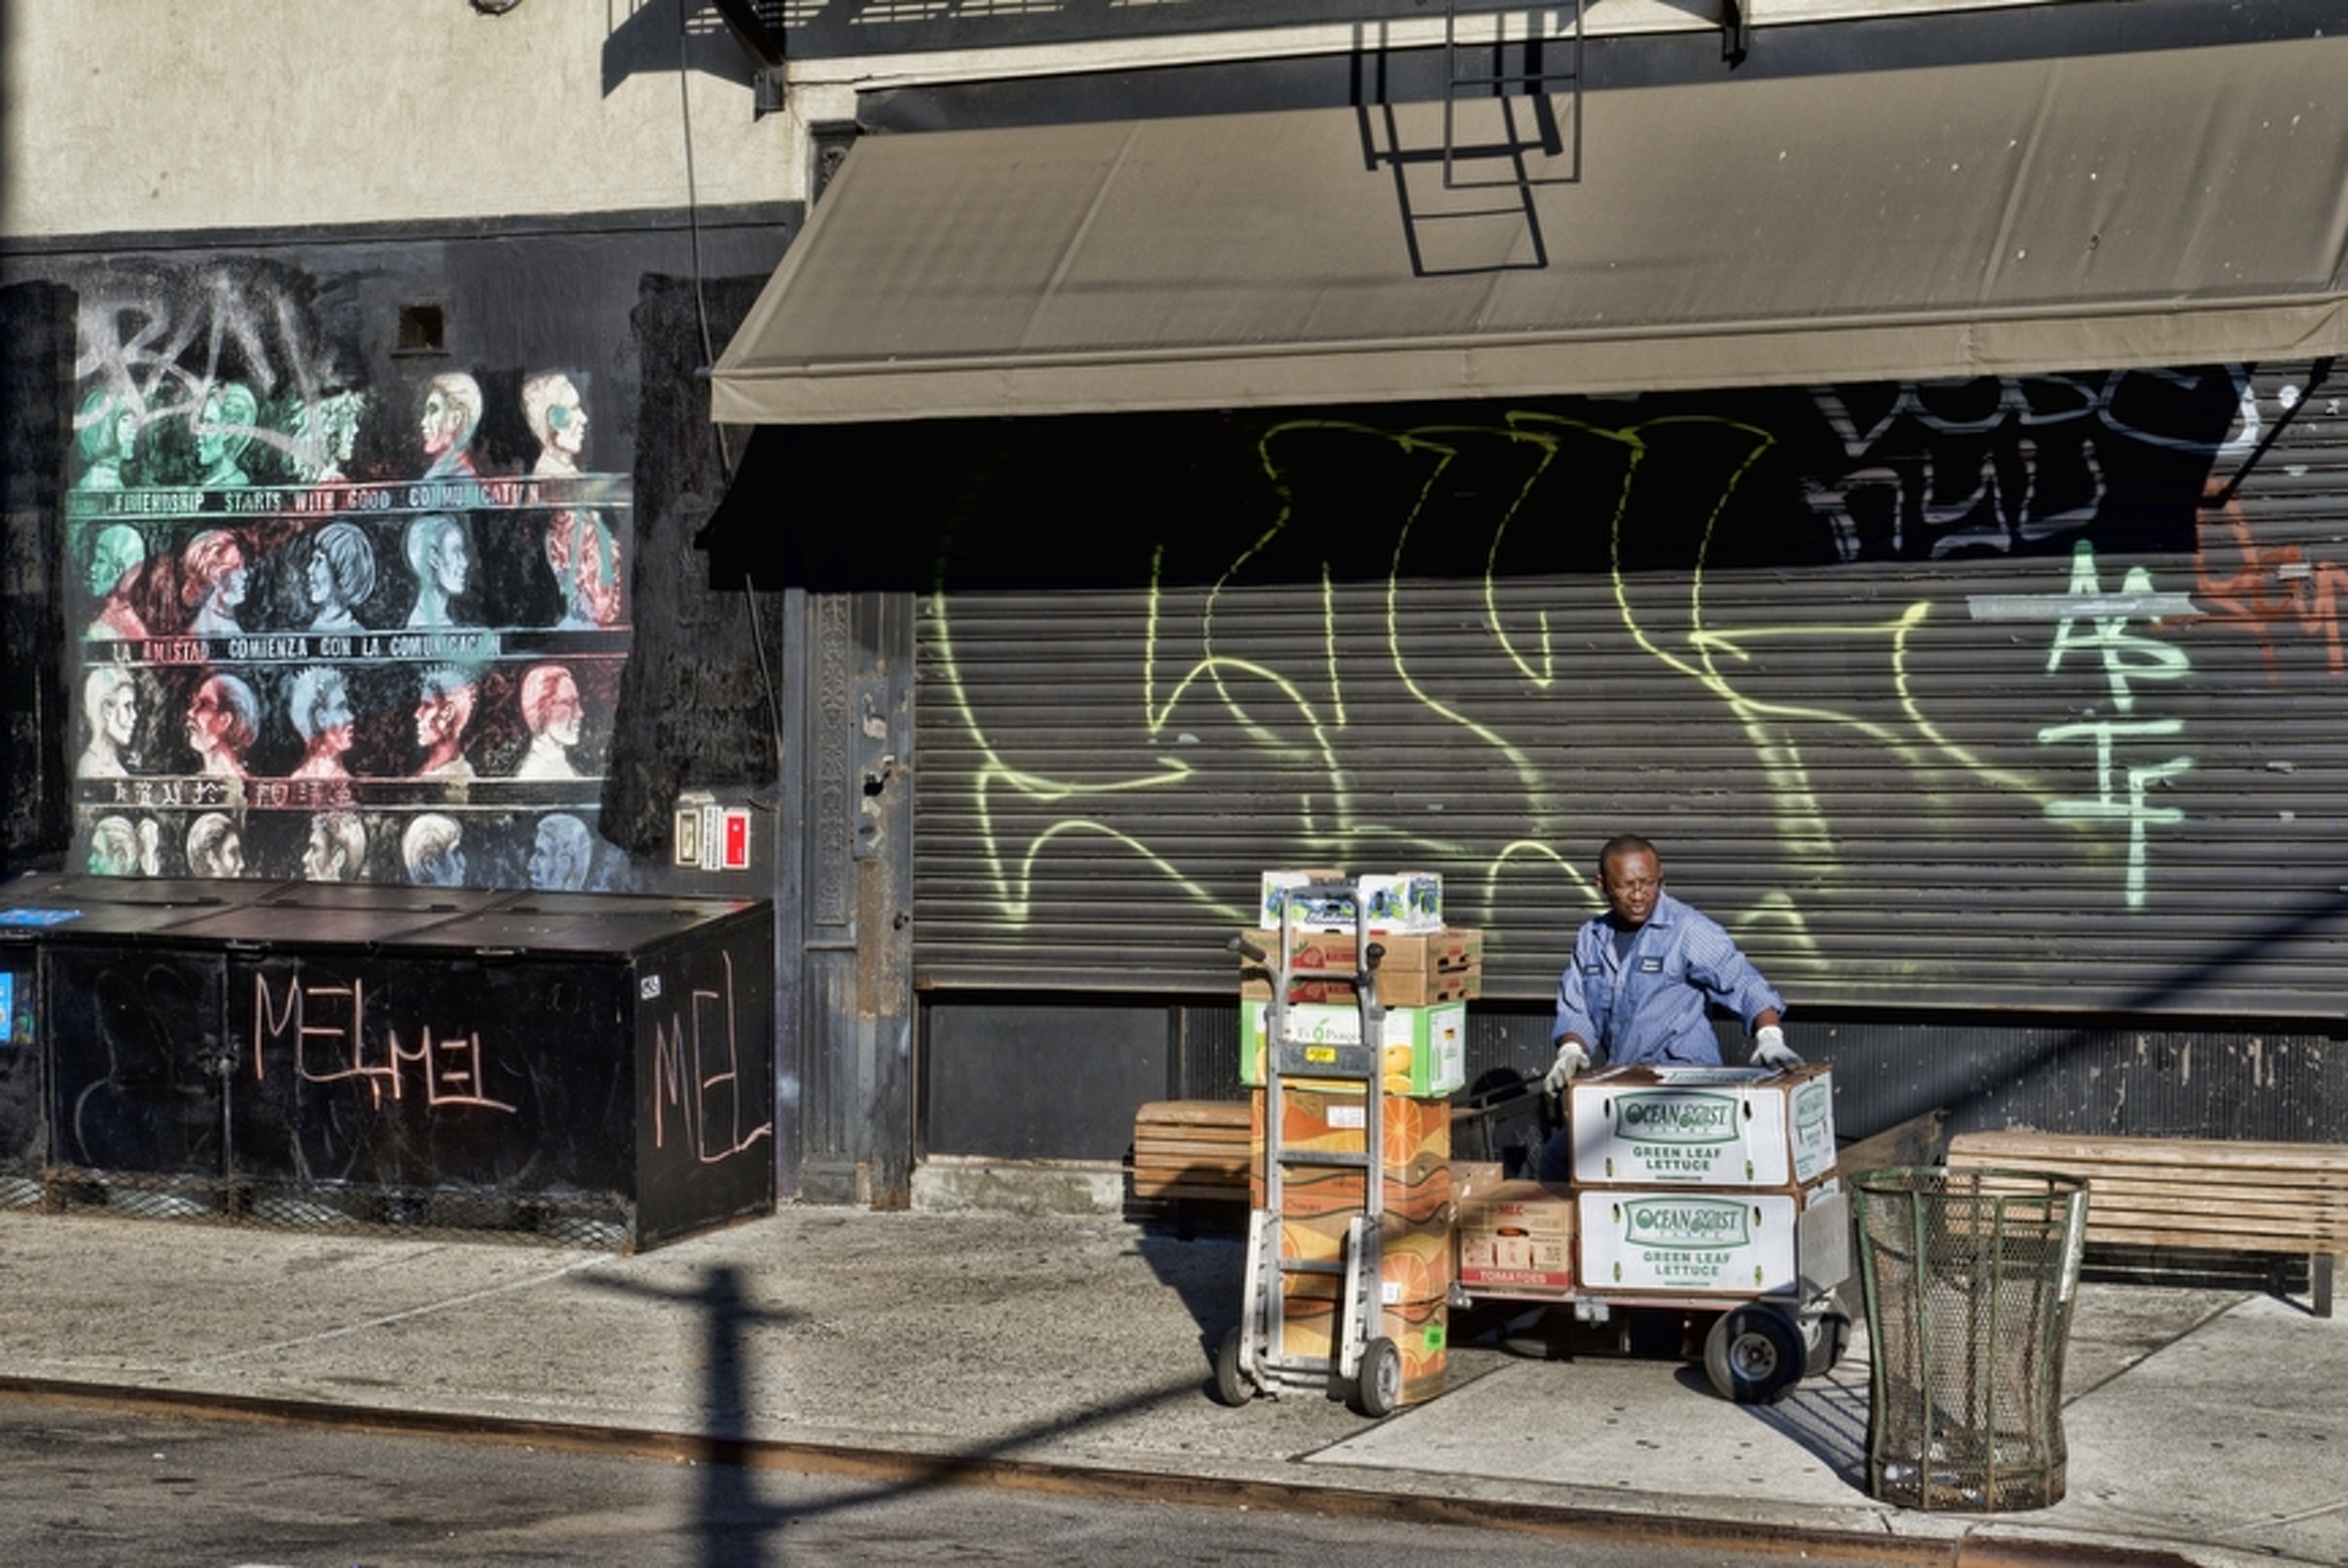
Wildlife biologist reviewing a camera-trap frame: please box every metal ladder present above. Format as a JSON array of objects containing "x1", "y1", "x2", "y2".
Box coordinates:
[{"x1": 1440, "y1": 2, "x2": 1584, "y2": 190}]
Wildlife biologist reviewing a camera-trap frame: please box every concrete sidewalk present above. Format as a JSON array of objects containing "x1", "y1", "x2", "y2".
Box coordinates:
[{"x1": 0, "y1": 1204, "x2": 2340, "y2": 1566}]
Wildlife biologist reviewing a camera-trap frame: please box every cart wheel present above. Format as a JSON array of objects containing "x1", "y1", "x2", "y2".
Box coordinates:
[
  {"x1": 1213, "y1": 1326, "x2": 1253, "y2": 1407},
  {"x1": 1704, "y1": 1305, "x2": 1804, "y2": 1405},
  {"x1": 1801, "y1": 1309, "x2": 1851, "y2": 1378},
  {"x1": 1351, "y1": 1336, "x2": 1404, "y2": 1418}
]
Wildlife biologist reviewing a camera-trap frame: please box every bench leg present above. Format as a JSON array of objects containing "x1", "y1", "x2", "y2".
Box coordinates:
[{"x1": 2315, "y1": 1251, "x2": 2339, "y2": 1320}]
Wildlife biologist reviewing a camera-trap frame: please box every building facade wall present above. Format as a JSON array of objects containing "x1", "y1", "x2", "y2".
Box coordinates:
[
  {"x1": 9, "y1": 2, "x2": 2345, "y2": 1194},
  {"x1": 0, "y1": 3, "x2": 796, "y2": 238},
  {"x1": 875, "y1": 370, "x2": 2348, "y2": 1154}
]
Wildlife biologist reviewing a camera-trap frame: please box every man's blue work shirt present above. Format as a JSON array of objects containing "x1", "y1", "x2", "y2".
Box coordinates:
[{"x1": 1551, "y1": 891, "x2": 1783, "y2": 1068}]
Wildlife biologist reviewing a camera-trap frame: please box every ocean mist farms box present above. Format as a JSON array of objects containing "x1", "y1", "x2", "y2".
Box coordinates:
[
  {"x1": 1576, "y1": 1178, "x2": 1844, "y2": 1297},
  {"x1": 1240, "y1": 1000, "x2": 1467, "y2": 1097},
  {"x1": 1569, "y1": 1063, "x2": 1836, "y2": 1188},
  {"x1": 1236, "y1": 927, "x2": 1483, "y2": 1008}
]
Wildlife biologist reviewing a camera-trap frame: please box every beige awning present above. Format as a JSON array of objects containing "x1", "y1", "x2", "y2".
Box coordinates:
[{"x1": 711, "y1": 37, "x2": 2348, "y2": 425}]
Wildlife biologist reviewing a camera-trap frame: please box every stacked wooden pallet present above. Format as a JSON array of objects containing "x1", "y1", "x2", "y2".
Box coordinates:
[{"x1": 1130, "y1": 1099, "x2": 1252, "y2": 1203}]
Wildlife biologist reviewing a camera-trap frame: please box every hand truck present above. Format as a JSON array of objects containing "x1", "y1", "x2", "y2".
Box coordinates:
[{"x1": 1213, "y1": 879, "x2": 1405, "y2": 1417}]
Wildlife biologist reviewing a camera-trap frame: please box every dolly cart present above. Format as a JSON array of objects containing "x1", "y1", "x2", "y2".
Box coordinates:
[
  {"x1": 1214, "y1": 881, "x2": 1404, "y2": 1417},
  {"x1": 1455, "y1": 1075, "x2": 1851, "y2": 1406}
]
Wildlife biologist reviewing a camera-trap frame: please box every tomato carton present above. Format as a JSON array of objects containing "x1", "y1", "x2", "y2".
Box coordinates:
[{"x1": 1452, "y1": 1161, "x2": 1578, "y2": 1298}]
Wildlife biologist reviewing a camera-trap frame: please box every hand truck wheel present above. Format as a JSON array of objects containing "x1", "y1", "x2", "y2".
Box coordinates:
[
  {"x1": 1350, "y1": 1335, "x2": 1404, "y2": 1418},
  {"x1": 1212, "y1": 1325, "x2": 1252, "y2": 1407}
]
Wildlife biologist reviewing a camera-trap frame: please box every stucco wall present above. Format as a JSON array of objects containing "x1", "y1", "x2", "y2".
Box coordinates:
[{"x1": 1, "y1": 1, "x2": 796, "y2": 238}]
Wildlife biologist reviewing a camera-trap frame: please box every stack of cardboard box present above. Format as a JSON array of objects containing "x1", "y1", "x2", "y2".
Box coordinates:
[
  {"x1": 1239, "y1": 869, "x2": 1480, "y2": 1406},
  {"x1": 1238, "y1": 869, "x2": 1477, "y2": 1098},
  {"x1": 1568, "y1": 1063, "x2": 1841, "y2": 1297},
  {"x1": 1454, "y1": 1064, "x2": 1841, "y2": 1306},
  {"x1": 1246, "y1": 1085, "x2": 1454, "y2": 1405}
]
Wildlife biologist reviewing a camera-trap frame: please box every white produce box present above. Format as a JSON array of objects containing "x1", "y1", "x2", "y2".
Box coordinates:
[
  {"x1": 1577, "y1": 1177, "x2": 1846, "y2": 1298},
  {"x1": 1570, "y1": 1063, "x2": 1836, "y2": 1188}
]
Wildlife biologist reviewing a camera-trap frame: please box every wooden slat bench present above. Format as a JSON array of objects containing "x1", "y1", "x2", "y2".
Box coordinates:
[{"x1": 1946, "y1": 1130, "x2": 2348, "y2": 1317}]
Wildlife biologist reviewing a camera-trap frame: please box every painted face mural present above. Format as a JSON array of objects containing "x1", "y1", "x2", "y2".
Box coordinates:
[
  {"x1": 78, "y1": 668, "x2": 138, "y2": 779},
  {"x1": 64, "y1": 261, "x2": 632, "y2": 891},
  {"x1": 301, "y1": 812, "x2": 365, "y2": 882},
  {"x1": 184, "y1": 673, "x2": 258, "y2": 778}
]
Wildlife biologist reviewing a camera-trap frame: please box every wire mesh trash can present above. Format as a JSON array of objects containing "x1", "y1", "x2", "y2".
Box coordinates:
[{"x1": 1852, "y1": 1165, "x2": 2090, "y2": 1512}]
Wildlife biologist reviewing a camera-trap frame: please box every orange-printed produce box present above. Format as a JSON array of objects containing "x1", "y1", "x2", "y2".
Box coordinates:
[
  {"x1": 1272, "y1": 1281, "x2": 1449, "y2": 1407},
  {"x1": 1268, "y1": 1211, "x2": 1452, "y2": 1407},
  {"x1": 1250, "y1": 1085, "x2": 1451, "y2": 1220}
]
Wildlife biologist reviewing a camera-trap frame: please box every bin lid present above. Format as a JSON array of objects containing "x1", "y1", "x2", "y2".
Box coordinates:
[
  {"x1": 383, "y1": 893, "x2": 764, "y2": 959},
  {"x1": 0, "y1": 873, "x2": 267, "y2": 940}
]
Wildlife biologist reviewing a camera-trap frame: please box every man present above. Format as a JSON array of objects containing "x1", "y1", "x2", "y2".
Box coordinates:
[
  {"x1": 184, "y1": 672, "x2": 259, "y2": 779},
  {"x1": 288, "y1": 389, "x2": 363, "y2": 484},
  {"x1": 403, "y1": 515, "x2": 471, "y2": 628},
  {"x1": 418, "y1": 372, "x2": 483, "y2": 479},
  {"x1": 185, "y1": 811, "x2": 245, "y2": 879},
  {"x1": 193, "y1": 381, "x2": 258, "y2": 488},
  {"x1": 543, "y1": 506, "x2": 623, "y2": 630},
  {"x1": 77, "y1": 666, "x2": 139, "y2": 779},
  {"x1": 521, "y1": 371, "x2": 587, "y2": 477},
  {"x1": 1545, "y1": 834, "x2": 1798, "y2": 1094},
  {"x1": 85, "y1": 523, "x2": 148, "y2": 639},
  {"x1": 86, "y1": 816, "x2": 147, "y2": 877},
  {"x1": 75, "y1": 387, "x2": 138, "y2": 492},
  {"x1": 402, "y1": 813, "x2": 467, "y2": 887}
]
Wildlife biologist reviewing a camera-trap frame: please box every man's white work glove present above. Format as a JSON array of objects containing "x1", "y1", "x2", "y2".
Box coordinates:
[
  {"x1": 1543, "y1": 1040, "x2": 1591, "y2": 1096},
  {"x1": 1749, "y1": 1025, "x2": 1801, "y2": 1069}
]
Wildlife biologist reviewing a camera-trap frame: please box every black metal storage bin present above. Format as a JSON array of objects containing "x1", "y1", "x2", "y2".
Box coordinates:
[{"x1": 0, "y1": 875, "x2": 774, "y2": 1251}]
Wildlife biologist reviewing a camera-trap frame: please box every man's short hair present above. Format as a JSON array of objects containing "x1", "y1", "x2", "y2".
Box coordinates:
[
  {"x1": 1598, "y1": 834, "x2": 1659, "y2": 877},
  {"x1": 402, "y1": 812, "x2": 462, "y2": 870}
]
